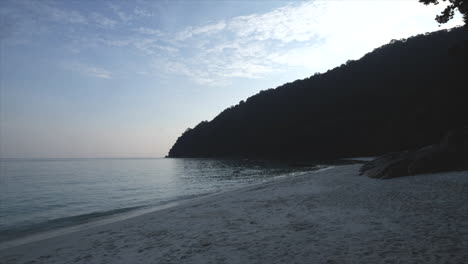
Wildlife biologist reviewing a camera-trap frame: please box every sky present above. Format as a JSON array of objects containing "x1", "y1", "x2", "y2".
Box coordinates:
[{"x1": 0, "y1": 0, "x2": 463, "y2": 158}]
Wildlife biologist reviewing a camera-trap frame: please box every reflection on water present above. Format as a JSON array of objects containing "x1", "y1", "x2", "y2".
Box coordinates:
[{"x1": 0, "y1": 158, "x2": 318, "y2": 242}]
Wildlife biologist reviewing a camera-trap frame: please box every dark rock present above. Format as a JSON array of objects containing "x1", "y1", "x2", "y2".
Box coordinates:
[
  {"x1": 359, "y1": 151, "x2": 412, "y2": 179},
  {"x1": 360, "y1": 127, "x2": 468, "y2": 179},
  {"x1": 408, "y1": 144, "x2": 455, "y2": 175}
]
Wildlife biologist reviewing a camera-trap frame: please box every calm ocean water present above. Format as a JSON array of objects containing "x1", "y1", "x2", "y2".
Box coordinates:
[{"x1": 0, "y1": 158, "x2": 317, "y2": 245}]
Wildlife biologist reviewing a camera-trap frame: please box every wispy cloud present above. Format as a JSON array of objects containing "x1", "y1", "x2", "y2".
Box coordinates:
[
  {"x1": 99, "y1": 36, "x2": 178, "y2": 55},
  {"x1": 91, "y1": 13, "x2": 117, "y2": 29},
  {"x1": 107, "y1": 2, "x2": 132, "y2": 22},
  {"x1": 142, "y1": 0, "x2": 463, "y2": 86},
  {"x1": 87, "y1": 67, "x2": 112, "y2": 79},
  {"x1": 152, "y1": 2, "x2": 325, "y2": 86},
  {"x1": 44, "y1": 5, "x2": 88, "y2": 25},
  {"x1": 133, "y1": 27, "x2": 163, "y2": 36},
  {"x1": 6, "y1": 0, "x2": 463, "y2": 87},
  {"x1": 133, "y1": 38, "x2": 178, "y2": 55},
  {"x1": 161, "y1": 60, "x2": 229, "y2": 86},
  {"x1": 229, "y1": 4, "x2": 320, "y2": 43},
  {"x1": 65, "y1": 62, "x2": 112, "y2": 79},
  {"x1": 19, "y1": 0, "x2": 88, "y2": 25},
  {"x1": 0, "y1": 1, "x2": 87, "y2": 44},
  {"x1": 134, "y1": 7, "x2": 153, "y2": 17},
  {"x1": 176, "y1": 21, "x2": 227, "y2": 41}
]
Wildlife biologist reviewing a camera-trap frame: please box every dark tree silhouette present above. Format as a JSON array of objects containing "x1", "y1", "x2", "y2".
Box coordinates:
[
  {"x1": 420, "y1": 0, "x2": 468, "y2": 25},
  {"x1": 167, "y1": 27, "x2": 468, "y2": 160}
]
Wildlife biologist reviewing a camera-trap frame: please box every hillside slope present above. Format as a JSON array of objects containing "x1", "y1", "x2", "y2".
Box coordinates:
[{"x1": 168, "y1": 27, "x2": 468, "y2": 160}]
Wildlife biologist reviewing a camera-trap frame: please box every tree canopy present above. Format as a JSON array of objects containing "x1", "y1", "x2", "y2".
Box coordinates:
[
  {"x1": 420, "y1": 0, "x2": 468, "y2": 25},
  {"x1": 167, "y1": 27, "x2": 468, "y2": 160}
]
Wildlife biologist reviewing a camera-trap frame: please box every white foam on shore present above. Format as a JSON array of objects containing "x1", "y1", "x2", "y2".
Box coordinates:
[{"x1": 1, "y1": 165, "x2": 467, "y2": 264}]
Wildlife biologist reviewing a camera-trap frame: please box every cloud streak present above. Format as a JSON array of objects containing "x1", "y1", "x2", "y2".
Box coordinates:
[
  {"x1": 91, "y1": 13, "x2": 117, "y2": 29},
  {"x1": 6, "y1": 0, "x2": 464, "y2": 87},
  {"x1": 155, "y1": 1, "x2": 326, "y2": 85},
  {"x1": 66, "y1": 62, "x2": 112, "y2": 79},
  {"x1": 145, "y1": 0, "x2": 463, "y2": 86}
]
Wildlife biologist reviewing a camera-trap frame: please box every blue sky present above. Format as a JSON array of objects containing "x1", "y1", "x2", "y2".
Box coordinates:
[{"x1": 0, "y1": 0, "x2": 463, "y2": 158}]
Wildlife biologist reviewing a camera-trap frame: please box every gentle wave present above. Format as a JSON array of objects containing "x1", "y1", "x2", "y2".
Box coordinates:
[
  {"x1": 0, "y1": 158, "x2": 321, "y2": 248},
  {"x1": 0, "y1": 205, "x2": 146, "y2": 243}
]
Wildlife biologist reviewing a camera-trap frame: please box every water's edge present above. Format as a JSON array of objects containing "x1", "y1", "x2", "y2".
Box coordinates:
[{"x1": 0, "y1": 168, "x2": 325, "y2": 250}]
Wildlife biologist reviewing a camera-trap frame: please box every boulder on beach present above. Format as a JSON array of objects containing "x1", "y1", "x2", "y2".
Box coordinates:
[{"x1": 360, "y1": 127, "x2": 468, "y2": 179}]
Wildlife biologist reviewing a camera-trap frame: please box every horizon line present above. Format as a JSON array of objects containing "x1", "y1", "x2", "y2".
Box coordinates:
[{"x1": 0, "y1": 157, "x2": 166, "y2": 160}]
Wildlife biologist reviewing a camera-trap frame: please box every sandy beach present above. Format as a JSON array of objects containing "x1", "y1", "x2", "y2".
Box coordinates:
[{"x1": 1, "y1": 164, "x2": 468, "y2": 264}]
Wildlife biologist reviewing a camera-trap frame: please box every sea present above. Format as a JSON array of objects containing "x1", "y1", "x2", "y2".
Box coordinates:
[{"x1": 0, "y1": 158, "x2": 318, "y2": 247}]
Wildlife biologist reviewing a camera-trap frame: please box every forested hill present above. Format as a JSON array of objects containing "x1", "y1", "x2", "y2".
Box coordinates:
[{"x1": 167, "y1": 27, "x2": 468, "y2": 160}]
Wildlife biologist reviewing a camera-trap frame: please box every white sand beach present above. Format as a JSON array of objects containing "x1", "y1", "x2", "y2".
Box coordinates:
[{"x1": 1, "y1": 165, "x2": 468, "y2": 264}]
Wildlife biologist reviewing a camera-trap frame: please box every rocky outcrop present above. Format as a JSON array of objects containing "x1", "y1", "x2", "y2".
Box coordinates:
[{"x1": 360, "y1": 128, "x2": 468, "y2": 179}]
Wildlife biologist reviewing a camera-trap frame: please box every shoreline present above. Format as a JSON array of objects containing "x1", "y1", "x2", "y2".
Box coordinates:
[
  {"x1": 0, "y1": 168, "x2": 322, "y2": 251},
  {"x1": 2, "y1": 165, "x2": 468, "y2": 263}
]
